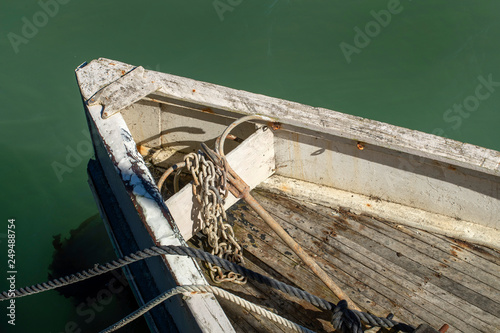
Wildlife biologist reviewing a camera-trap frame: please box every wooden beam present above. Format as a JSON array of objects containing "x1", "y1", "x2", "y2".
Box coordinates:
[{"x1": 166, "y1": 127, "x2": 275, "y2": 241}]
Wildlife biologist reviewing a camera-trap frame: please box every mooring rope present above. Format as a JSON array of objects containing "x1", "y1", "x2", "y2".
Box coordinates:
[
  {"x1": 100, "y1": 284, "x2": 315, "y2": 333},
  {"x1": 0, "y1": 245, "x2": 415, "y2": 332}
]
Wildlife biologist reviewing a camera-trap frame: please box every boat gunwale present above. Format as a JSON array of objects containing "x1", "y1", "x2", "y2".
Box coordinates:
[{"x1": 76, "y1": 58, "x2": 500, "y2": 178}]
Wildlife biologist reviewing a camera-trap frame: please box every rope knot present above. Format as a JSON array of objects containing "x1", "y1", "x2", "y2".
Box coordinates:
[{"x1": 332, "y1": 300, "x2": 363, "y2": 333}]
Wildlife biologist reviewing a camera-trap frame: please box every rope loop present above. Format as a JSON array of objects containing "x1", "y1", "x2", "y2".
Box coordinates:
[{"x1": 332, "y1": 300, "x2": 363, "y2": 333}]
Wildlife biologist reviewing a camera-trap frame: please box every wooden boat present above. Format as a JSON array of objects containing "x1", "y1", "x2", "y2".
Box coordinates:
[{"x1": 76, "y1": 58, "x2": 500, "y2": 333}]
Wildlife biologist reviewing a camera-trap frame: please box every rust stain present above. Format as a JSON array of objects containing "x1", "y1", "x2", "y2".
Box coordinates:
[
  {"x1": 192, "y1": 89, "x2": 196, "y2": 92},
  {"x1": 268, "y1": 122, "x2": 282, "y2": 131},
  {"x1": 279, "y1": 184, "x2": 290, "y2": 192},
  {"x1": 450, "y1": 237, "x2": 493, "y2": 256},
  {"x1": 109, "y1": 62, "x2": 115, "y2": 65},
  {"x1": 121, "y1": 70, "x2": 126, "y2": 75},
  {"x1": 366, "y1": 203, "x2": 371, "y2": 207},
  {"x1": 387, "y1": 298, "x2": 398, "y2": 308},
  {"x1": 136, "y1": 144, "x2": 151, "y2": 156},
  {"x1": 439, "y1": 324, "x2": 450, "y2": 333},
  {"x1": 201, "y1": 107, "x2": 215, "y2": 114},
  {"x1": 356, "y1": 142, "x2": 365, "y2": 150},
  {"x1": 447, "y1": 165, "x2": 457, "y2": 171},
  {"x1": 450, "y1": 245, "x2": 462, "y2": 258}
]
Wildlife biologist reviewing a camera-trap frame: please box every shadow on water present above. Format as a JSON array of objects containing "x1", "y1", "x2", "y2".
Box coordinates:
[{"x1": 49, "y1": 214, "x2": 149, "y2": 332}]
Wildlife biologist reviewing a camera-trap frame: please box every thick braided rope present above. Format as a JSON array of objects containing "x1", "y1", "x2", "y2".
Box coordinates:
[
  {"x1": 0, "y1": 245, "x2": 413, "y2": 331},
  {"x1": 0, "y1": 250, "x2": 152, "y2": 300},
  {"x1": 333, "y1": 300, "x2": 363, "y2": 333},
  {"x1": 100, "y1": 284, "x2": 315, "y2": 333}
]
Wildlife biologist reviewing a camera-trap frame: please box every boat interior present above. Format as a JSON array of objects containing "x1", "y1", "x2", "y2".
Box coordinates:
[{"x1": 113, "y1": 92, "x2": 500, "y2": 333}]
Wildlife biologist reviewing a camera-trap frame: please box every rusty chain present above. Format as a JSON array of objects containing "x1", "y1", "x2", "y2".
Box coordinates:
[{"x1": 184, "y1": 151, "x2": 247, "y2": 284}]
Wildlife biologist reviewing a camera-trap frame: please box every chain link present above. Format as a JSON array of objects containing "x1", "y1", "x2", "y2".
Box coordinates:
[{"x1": 184, "y1": 152, "x2": 247, "y2": 284}]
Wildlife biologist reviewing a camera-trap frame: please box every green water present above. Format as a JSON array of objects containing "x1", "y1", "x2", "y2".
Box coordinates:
[{"x1": 1, "y1": 0, "x2": 499, "y2": 332}]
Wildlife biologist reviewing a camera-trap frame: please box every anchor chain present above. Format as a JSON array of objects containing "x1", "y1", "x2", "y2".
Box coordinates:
[{"x1": 184, "y1": 151, "x2": 246, "y2": 284}]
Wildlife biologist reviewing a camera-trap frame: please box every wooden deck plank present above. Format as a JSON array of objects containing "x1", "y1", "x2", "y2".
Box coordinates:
[
  {"x1": 400, "y1": 227, "x2": 500, "y2": 275},
  {"x1": 325, "y1": 222, "x2": 500, "y2": 330},
  {"x1": 188, "y1": 186, "x2": 500, "y2": 332},
  {"x1": 250, "y1": 192, "x2": 484, "y2": 333},
  {"x1": 230, "y1": 210, "x2": 411, "y2": 331},
  {"x1": 290, "y1": 201, "x2": 500, "y2": 325},
  {"x1": 262, "y1": 191, "x2": 500, "y2": 332},
  {"x1": 229, "y1": 201, "x2": 433, "y2": 330},
  {"x1": 267, "y1": 193, "x2": 500, "y2": 312},
  {"x1": 282, "y1": 196, "x2": 500, "y2": 330},
  {"x1": 256, "y1": 200, "x2": 493, "y2": 332},
  {"x1": 331, "y1": 214, "x2": 500, "y2": 311},
  {"x1": 338, "y1": 210, "x2": 500, "y2": 290},
  {"x1": 241, "y1": 189, "x2": 500, "y2": 332}
]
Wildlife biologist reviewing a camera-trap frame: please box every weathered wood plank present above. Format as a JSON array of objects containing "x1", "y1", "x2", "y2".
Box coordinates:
[
  {"x1": 349, "y1": 211, "x2": 500, "y2": 290},
  {"x1": 250, "y1": 192, "x2": 476, "y2": 332},
  {"x1": 290, "y1": 201, "x2": 500, "y2": 326},
  {"x1": 334, "y1": 214, "x2": 500, "y2": 307},
  {"x1": 261, "y1": 175, "x2": 500, "y2": 254},
  {"x1": 245, "y1": 189, "x2": 500, "y2": 332},
  {"x1": 256, "y1": 191, "x2": 499, "y2": 332},
  {"x1": 426, "y1": 232, "x2": 500, "y2": 268},
  {"x1": 228, "y1": 201, "x2": 431, "y2": 330}
]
